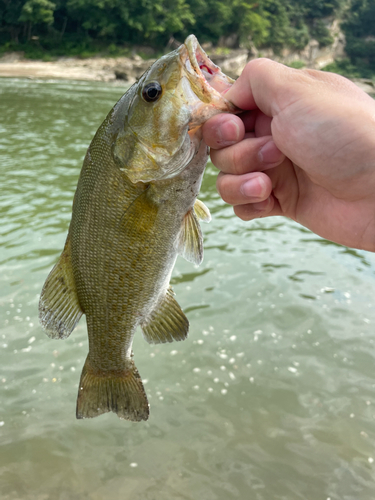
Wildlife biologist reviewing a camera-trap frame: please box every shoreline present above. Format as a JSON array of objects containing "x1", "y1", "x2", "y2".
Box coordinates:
[
  {"x1": 0, "y1": 55, "x2": 374, "y2": 95},
  {"x1": 0, "y1": 56, "x2": 120, "y2": 82}
]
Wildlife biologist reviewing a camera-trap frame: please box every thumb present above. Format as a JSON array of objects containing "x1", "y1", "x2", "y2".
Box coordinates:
[{"x1": 224, "y1": 58, "x2": 313, "y2": 118}]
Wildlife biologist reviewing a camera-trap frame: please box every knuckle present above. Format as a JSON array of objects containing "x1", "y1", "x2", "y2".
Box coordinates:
[
  {"x1": 209, "y1": 149, "x2": 220, "y2": 168},
  {"x1": 234, "y1": 205, "x2": 253, "y2": 221},
  {"x1": 230, "y1": 147, "x2": 244, "y2": 175},
  {"x1": 216, "y1": 175, "x2": 232, "y2": 204}
]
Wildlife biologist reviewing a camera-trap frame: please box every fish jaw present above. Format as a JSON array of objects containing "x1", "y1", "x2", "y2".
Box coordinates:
[
  {"x1": 179, "y1": 34, "x2": 239, "y2": 128},
  {"x1": 113, "y1": 35, "x2": 239, "y2": 185}
]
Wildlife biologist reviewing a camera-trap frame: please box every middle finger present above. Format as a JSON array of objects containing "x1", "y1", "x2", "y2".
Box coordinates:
[{"x1": 210, "y1": 135, "x2": 285, "y2": 175}]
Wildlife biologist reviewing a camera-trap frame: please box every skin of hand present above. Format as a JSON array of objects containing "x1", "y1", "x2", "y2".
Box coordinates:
[{"x1": 202, "y1": 58, "x2": 375, "y2": 252}]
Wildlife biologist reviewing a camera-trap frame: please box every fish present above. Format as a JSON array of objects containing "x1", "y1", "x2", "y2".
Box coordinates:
[{"x1": 38, "y1": 35, "x2": 237, "y2": 421}]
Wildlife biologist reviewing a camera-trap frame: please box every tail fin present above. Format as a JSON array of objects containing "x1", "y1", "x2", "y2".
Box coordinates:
[{"x1": 76, "y1": 356, "x2": 149, "y2": 422}]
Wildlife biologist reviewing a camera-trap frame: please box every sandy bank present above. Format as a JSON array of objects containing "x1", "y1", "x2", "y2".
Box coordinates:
[
  {"x1": 0, "y1": 54, "x2": 124, "y2": 82},
  {"x1": 0, "y1": 54, "x2": 373, "y2": 95}
]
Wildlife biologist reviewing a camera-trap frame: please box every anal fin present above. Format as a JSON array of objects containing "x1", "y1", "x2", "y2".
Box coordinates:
[
  {"x1": 39, "y1": 234, "x2": 83, "y2": 339},
  {"x1": 141, "y1": 288, "x2": 189, "y2": 344}
]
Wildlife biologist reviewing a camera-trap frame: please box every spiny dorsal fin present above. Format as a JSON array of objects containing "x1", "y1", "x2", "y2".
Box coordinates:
[
  {"x1": 141, "y1": 288, "x2": 189, "y2": 344},
  {"x1": 177, "y1": 208, "x2": 203, "y2": 265},
  {"x1": 39, "y1": 234, "x2": 83, "y2": 339},
  {"x1": 194, "y1": 199, "x2": 211, "y2": 222}
]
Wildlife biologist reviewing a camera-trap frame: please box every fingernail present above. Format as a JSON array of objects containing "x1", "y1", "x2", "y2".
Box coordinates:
[
  {"x1": 240, "y1": 176, "x2": 267, "y2": 198},
  {"x1": 216, "y1": 119, "x2": 241, "y2": 146},
  {"x1": 258, "y1": 140, "x2": 284, "y2": 164}
]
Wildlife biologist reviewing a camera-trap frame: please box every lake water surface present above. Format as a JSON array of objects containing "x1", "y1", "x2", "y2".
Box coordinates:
[{"x1": 1, "y1": 77, "x2": 375, "y2": 500}]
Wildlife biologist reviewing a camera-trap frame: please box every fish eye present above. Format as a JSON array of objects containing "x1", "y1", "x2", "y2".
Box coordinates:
[{"x1": 142, "y1": 82, "x2": 162, "y2": 103}]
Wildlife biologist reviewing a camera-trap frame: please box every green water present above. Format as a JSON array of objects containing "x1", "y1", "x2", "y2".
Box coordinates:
[{"x1": 1, "y1": 77, "x2": 375, "y2": 500}]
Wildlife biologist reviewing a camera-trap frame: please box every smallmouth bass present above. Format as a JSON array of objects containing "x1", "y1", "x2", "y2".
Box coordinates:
[{"x1": 39, "y1": 35, "x2": 237, "y2": 421}]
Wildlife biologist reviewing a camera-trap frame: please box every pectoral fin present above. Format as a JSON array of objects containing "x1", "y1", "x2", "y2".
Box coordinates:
[
  {"x1": 177, "y1": 208, "x2": 203, "y2": 265},
  {"x1": 39, "y1": 234, "x2": 83, "y2": 339},
  {"x1": 141, "y1": 288, "x2": 189, "y2": 344},
  {"x1": 194, "y1": 199, "x2": 211, "y2": 222}
]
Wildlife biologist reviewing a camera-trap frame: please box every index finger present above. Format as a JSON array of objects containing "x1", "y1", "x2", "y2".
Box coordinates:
[{"x1": 202, "y1": 114, "x2": 245, "y2": 149}]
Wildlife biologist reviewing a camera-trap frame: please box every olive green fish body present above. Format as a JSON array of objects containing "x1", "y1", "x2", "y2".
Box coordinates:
[
  {"x1": 72, "y1": 107, "x2": 208, "y2": 350},
  {"x1": 39, "y1": 35, "x2": 237, "y2": 421},
  {"x1": 71, "y1": 120, "x2": 207, "y2": 419},
  {"x1": 70, "y1": 100, "x2": 207, "y2": 420}
]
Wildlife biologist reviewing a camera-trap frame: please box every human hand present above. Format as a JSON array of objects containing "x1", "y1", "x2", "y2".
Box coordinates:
[{"x1": 202, "y1": 59, "x2": 375, "y2": 252}]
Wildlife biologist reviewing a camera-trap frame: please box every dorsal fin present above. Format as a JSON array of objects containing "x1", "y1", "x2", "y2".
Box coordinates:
[
  {"x1": 177, "y1": 208, "x2": 203, "y2": 265},
  {"x1": 39, "y1": 234, "x2": 83, "y2": 339},
  {"x1": 194, "y1": 199, "x2": 211, "y2": 222}
]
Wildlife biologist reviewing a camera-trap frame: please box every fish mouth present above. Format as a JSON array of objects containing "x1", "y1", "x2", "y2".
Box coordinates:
[
  {"x1": 184, "y1": 35, "x2": 234, "y2": 95},
  {"x1": 179, "y1": 35, "x2": 239, "y2": 128}
]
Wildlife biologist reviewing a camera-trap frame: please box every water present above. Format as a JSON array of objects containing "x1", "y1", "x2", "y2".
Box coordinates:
[{"x1": 1, "y1": 77, "x2": 375, "y2": 500}]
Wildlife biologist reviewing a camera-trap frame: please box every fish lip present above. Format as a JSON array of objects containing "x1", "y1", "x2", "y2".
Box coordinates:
[
  {"x1": 181, "y1": 34, "x2": 235, "y2": 100},
  {"x1": 183, "y1": 34, "x2": 212, "y2": 77}
]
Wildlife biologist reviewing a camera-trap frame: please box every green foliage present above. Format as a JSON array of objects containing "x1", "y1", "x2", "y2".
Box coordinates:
[
  {"x1": 341, "y1": 0, "x2": 375, "y2": 67},
  {"x1": 183, "y1": 0, "x2": 235, "y2": 43},
  {"x1": 310, "y1": 19, "x2": 333, "y2": 46},
  {"x1": 64, "y1": 0, "x2": 195, "y2": 42},
  {"x1": 294, "y1": 0, "x2": 345, "y2": 18},
  {"x1": 322, "y1": 57, "x2": 375, "y2": 79},
  {"x1": 287, "y1": 60, "x2": 306, "y2": 68},
  {"x1": 0, "y1": 0, "x2": 370, "y2": 79},
  {"x1": 233, "y1": 0, "x2": 271, "y2": 47},
  {"x1": 19, "y1": 0, "x2": 56, "y2": 26},
  {"x1": 342, "y1": 0, "x2": 375, "y2": 37}
]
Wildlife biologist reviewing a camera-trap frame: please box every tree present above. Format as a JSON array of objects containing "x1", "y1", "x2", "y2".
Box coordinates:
[
  {"x1": 342, "y1": 0, "x2": 375, "y2": 66},
  {"x1": 19, "y1": 0, "x2": 56, "y2": 39},
  {"x1": 64, "y1": 0, "x2": 194, "y2": 43}
]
